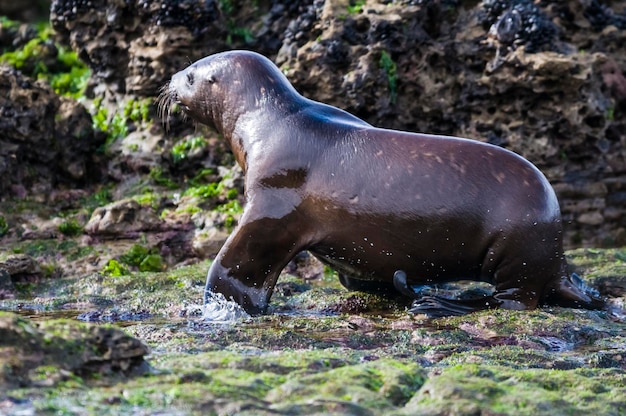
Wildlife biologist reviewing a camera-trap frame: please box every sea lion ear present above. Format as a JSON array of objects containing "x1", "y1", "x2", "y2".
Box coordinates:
[{"x1": 207, "y1": 75, "x2": 216, "y2": 84}]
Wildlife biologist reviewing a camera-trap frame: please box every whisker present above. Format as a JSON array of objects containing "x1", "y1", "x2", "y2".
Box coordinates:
[{"x1": 156, "y1": 82, "x2": 175, "y2": 132}]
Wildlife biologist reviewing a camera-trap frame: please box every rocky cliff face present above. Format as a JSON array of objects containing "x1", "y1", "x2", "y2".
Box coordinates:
[
  {"x1": 1, "y1": 0, "x2": 625, "y2": 248},
  {"x1": 0, "y1": 66, "x2": 104, "y2": 196}
]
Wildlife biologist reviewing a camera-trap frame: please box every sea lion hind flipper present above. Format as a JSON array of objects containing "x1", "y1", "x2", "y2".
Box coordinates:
[
  {"x1": 541, "y1": 273, "x2": 606, "y2": 310},
  {"x1": 394, "y1": 270, "x2": 499, "y2": 317}
]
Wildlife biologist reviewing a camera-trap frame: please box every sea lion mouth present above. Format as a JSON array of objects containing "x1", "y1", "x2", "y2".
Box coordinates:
[{"x1": 157, "y1": 81, "x2": 183, "y2": 131}]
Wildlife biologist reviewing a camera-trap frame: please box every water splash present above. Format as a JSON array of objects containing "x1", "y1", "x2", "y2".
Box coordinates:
[{"x1": 196, "y1": 291, "x2": 250, "y2": 323}]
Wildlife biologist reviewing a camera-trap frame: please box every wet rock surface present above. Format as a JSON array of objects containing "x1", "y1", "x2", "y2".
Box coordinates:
[{"x1": 0, "y1": 248, "x2": 623, "y2": 415}]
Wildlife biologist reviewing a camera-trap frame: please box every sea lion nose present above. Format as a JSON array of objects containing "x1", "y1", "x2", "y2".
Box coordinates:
[
  {"x1": 170, "y1": 71, "x2": 189, "y2": 102},
  {"x1": 171, "y1": 71, "x2": 183, "y2": 87}
]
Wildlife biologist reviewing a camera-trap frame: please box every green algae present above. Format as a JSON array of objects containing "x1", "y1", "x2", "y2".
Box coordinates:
[
  {"x1": 379, "y1": 50, "x2": 398, "y2": 104},
  {"x1": 0, "y1": 215, "x2": 8, "y2": 237},
  {"x1": 58, "y1": 218, "x2": 83, "y2": 237},
  {"x1": 267, "y1": 358, "x2": 424, "y2": 408},
  {"x1": 2, "y1": 258, "x2": 209, "y2": 313},
  {"x1": 1, "y1": 240, "x2": 624, "y2": 415},
  {"x1": 0, "y1": 18, "x2": 90, "y2": 98},
  {"x1": 90, "y1": 97, "x2": 153, "y2": 148},
  {"x1": 404, "y1": 364, "x2": 626, "y2": 416},
  {"x1": 119, "y1": 244, "x2": 165, "y2": 273},
  {"x1": 149, "y1": 349, "x2": 424, "y2": 413},
  {"x1": 568, "y1": 247, "x2": 626, "y2": 280},
  {"x1": 347, "y1": 0, "x2": 366, "y2": 14},
  {"x1": 171, "y1": 136, "x2": 209, "y2": 164},
  {"x1": 102, "y1": 259, "x2": 130, "y2": 277},
  {"x1": 149, "y1": 166, "x2": 179, "y2": 189}
]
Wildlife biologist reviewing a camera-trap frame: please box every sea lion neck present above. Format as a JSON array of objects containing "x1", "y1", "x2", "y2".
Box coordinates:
[{"x1": 224, "y1": 92, "x2": 310, "y2": 175}]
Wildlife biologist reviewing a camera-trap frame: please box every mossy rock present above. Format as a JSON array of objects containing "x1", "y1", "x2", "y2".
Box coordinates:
[{"x1": 0, "y1": 312, "x2": 149, "y2": 388}]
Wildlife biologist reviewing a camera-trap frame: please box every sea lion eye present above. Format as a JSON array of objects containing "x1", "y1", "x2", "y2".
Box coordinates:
[{"x1": 186, "y1": 72, "x2": 195, "y2": 85}]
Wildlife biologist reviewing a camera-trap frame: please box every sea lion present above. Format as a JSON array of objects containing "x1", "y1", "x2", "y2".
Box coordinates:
[{"x1": 160, "y1": 50, "x2": 605, "y2": 317}]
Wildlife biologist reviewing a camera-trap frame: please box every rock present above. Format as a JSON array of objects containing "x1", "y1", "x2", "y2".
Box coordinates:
[
  {"x1": 0, "y1": 0, "x2": 49, "y2": 22},
  {"x1": 85, "y1": 199, "x2": 164, "y2": 236},
  {"x1": 50, "y1": 0, "x2": 227, "y2": 96},
  {"x1": 50, "y1": 0, "x2": 313, "y2": 97},
  {"x1": 482, "y1": 0, "x2": 561, "y2": 53},
  {"x1": 108, "y1": 129, "x2": 166, "y2": 176},
  {"x1": 284, "y1": 251, "x2": 325, "y2": 281},
  {"x1": 0, "y1": 269, "x2": 14, "y2": 293},
  {"x1": 0, "y1": 66, "x2": 105, "y2": 198},
  {"x1": 0, "y1": 311, "x2": 150, "y2": 389},
  {"x1": 191, "y1": 227, "x2": 229, "y2": 258},
  {"x1": 20, "y1": 217, "x2": 64, "y2": 240},
  {"x1": 0, "y1": 254, "x2": 41, "y2": 278},
  {"x1": 596, "y1": 275, "x2": 626, "y2": 297},
  {"x1": 275, "y1": 0, "x2": 626, "y2": 248},
  {"x1": 601, "y1": 59, "x2": 626, "y2": 102},
  {"x1": 577, "y1": 212, "x2": 604, "y2": 226}
]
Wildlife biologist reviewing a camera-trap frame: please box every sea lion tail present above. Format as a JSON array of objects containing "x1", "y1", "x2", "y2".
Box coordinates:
[{"x1": 542, "y1": 272, "x2": 606, "y2": 310}]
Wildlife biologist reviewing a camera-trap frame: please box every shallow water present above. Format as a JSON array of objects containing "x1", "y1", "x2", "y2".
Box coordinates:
[{"x1": 8, "y1": 308, "x2": 80, "y2": 321}]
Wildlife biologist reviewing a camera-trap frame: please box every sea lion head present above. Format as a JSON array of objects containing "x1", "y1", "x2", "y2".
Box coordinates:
[{"x1": 159, "y1": 50, "x2": 301, "y2": 133}]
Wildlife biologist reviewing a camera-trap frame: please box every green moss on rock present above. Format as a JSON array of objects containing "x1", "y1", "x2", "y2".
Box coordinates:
[
  {"x1": 0, "y1": 312, "x2": 149, "y2": 389},
  {"x1": 405, "y1": 364, "x2": 626, "y2": 416}
]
